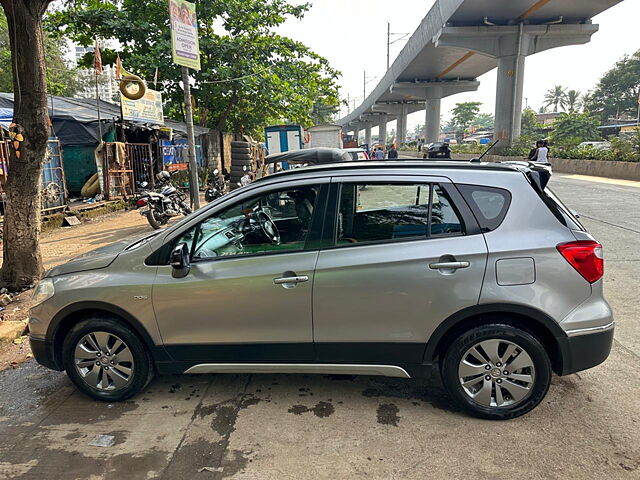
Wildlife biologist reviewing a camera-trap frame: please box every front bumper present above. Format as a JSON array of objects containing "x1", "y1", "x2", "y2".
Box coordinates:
[
  {"x1": 557, "y1": 322, "x2": 614, "y2": 375},
  {"x1": 29, "y1": 335, "x2": 62, "y2": 371}
]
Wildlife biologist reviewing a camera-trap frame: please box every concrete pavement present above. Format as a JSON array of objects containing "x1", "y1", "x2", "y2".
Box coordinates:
[{"x1": 0, "y1": 174, "x2": 639, "y2": 479}]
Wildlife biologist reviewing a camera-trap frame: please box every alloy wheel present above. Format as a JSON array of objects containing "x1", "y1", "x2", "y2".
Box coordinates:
[
  {"x1": 458, "y1": 339, "x2": 536, "y2": 408},
  {"x1": 74, "y1": 331, "x2": 135, "y2": 391}
]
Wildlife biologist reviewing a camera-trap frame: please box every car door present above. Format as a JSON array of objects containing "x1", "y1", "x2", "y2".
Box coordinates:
[
  {"x1": 152, "y1": 180, "x2": 328, "y2": 363},
  {"x1": 313, "y1": 176, "x2": 488, "y2": 364}
]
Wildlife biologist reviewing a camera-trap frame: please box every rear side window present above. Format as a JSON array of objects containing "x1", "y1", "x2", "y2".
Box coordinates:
[
  {"x1": 335, "y1": 183, "x2": 464, "y2": 246},
  {"x1": 544, "y1": 188, "x2": 584, "y2": 231},
  {"x1": 457, "y1": 184, "x2": 511, "y2": 232}
]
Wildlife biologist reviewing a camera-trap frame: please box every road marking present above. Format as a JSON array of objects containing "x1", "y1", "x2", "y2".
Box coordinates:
[{"x1": 561, "y1": 174, "x2": 640, "y2": 189}]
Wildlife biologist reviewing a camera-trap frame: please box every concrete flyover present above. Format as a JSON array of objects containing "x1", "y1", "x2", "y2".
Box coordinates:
[{"x1": 338, "y1": 0, "x2": 623, "y2": 149}]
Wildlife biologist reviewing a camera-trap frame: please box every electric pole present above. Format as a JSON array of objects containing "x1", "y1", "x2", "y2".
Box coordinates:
[
  {"x1": 181, "y1": 67, "x2": 200, "y2": 210},
  {"x1": 387, "y1": 22, "x2": 390, "y2": 71}
]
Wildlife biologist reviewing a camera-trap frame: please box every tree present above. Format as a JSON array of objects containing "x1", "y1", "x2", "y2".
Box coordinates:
[
  {"x1": 48, "y1": 0, "x2": 340, "y2": 137},
  {"x1": 583, "y1": 50, "x2": 640, "y2": 122},
  {"x1": 550, "y1": 112, "x2": 601, "y2": 146},
  {"x1": 521, "y1": 107, "x2": 543, "y2": 137},
  {"x1": 566, "y1": 90, "x2": 581, "y2": 113},
  {"x1": 1, "y1": 10, "x2": 81, "y2": 96},
  {"x1": 449, "y1": 101, "x2": 481, "y2": 141},
  {"x1": 0, "y1": 0, "x2": 53, "y2": 289},
  {"x1": 471, "y1": 112, "x2": 494, "y2": 130},
  {"x1": 543, "y1": 85, "x2": 567, "y2": 112}
]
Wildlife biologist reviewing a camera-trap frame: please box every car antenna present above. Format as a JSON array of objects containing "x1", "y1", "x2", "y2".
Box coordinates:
[{"x1": 470, "y1": 139, "x2": 499, "y2": 163}]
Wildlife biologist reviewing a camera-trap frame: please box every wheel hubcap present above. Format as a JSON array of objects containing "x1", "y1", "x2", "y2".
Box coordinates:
[
  {"x1": 74, "y1": 331, "x2": 134, "y2": 391},
  {"x1": 458, "y1": 339, "x2": 535, "y2": 408}
]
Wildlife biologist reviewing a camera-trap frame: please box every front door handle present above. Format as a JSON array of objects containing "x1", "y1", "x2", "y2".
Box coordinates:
[
  {"x1": 274, "y1": 275, "x2": 309, "y2": 285},
  {"x1": 429, "y1": 261, "x2": 470, "y2": 270}
]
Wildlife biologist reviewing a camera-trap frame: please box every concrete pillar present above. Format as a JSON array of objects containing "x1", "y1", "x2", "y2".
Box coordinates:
[
  {"x1": 397, "y1": 104, "x2": 408, "y2": 145},
  {"x1": 354, "y1": 128, "x2": 360, "y2": 143},
  {"x1": 434, "y1": 24, "x2": 598, "y2": 148},
  {"x1": 494, "y1": 55, "x2": 525, "y2": 144},
  {"x1": 425, "y1": 98, "x2": 441, "y2": 143},
  {"x1": 365, "y1": 123, "x2": 372, "y2": 146},
  {"x1": 378, "y1": 114, "x2": 388, "y2": 146}
]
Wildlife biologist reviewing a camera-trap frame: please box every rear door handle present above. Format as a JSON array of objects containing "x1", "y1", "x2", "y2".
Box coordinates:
[
  {"x1": 274, "y1": 275, "x2": 309, "y2": 285},
  {"x1": 429, "y1": 261, "x2": 470, "y2": 270}
]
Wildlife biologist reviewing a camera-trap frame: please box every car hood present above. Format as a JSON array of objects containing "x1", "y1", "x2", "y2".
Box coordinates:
[{"x1": 47, "y1": 231, "x2": 159, "y2": 277}]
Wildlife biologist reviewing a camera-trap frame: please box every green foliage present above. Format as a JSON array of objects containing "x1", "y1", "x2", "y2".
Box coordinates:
[
  {"x1": 583, "y1": 50, "x2": 640, "y2": 122},
  {"x1": 1, "y1": 11, "x2": 81, "y2": 96},
  {"x1": 543, "y1": 85, "x2": 567, "y2": 112},
  {"x1": 471, "y1": 112, "x2": 493, "y2": 130},
  {"x1": 520, "y1": 107, "x2": 543, "y2": 136},
  {"x1": 450, "y1": 143, "x2": 486, "y2": 155},
  {"x1": 47, "y1": 0, "x2": 340, "y2": 137},
  {"x1": 501, "y1": 134, "x2": 539, "y2": 156},
  {"x1": 549, "y1": 112, "x2": 601, "y2": 146},
  {"x1": 566, "y1": 90, "x2": 581, "y2": 113},
  {"x1": 449, "y1": 101, "x2": 481, "y2": 140}
]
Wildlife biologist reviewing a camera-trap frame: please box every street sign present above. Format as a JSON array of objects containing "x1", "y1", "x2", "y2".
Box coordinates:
[
  {"x1": 120, "y1": 89, "x2": 164, "y2": 125},
  {"x1": 168, "y1": 0, "x2": 201, "y2": 71}
]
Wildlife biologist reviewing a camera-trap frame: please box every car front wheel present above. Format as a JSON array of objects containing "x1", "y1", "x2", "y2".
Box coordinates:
[
  {"x1": 62, "y1": 317, "x2": 153, "y2": 402},
  {"x1": 441, "y1": 324, "x2": 552, "y2": 420}
]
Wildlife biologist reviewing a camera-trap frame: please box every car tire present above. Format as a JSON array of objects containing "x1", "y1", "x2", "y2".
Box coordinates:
[
  {"x1": 231, "y1": 141, "x2": 250, "y2": 148},
  {"x1": 231, "y1": 147, "x2": 251, "y2": 155},
  {"x1": 230, "y1": 166, "x2": 250, "y2": 174},
  {"x1": 441, "y1": 324, "x2": 551, "y2": 420},
  {"x1": 62, "y1": 317, "x2": 154, "y2": 402},
  {"x1": 231, "y1": 153, "x2": 252, "y2": 161}
]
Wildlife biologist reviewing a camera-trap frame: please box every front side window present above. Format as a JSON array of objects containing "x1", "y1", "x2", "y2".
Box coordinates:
[
  {"x1": 336, "y1": 183, "x2": 463, "y2": 245},
  {"x1": 174, "y1": 185, "x2": 320, "y2": 260}
]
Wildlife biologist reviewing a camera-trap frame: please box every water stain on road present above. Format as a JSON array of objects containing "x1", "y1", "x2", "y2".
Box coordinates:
[
  {"x1": 376, "y1": 403, "x2": 400, "y2": 426},
  {"x1": 288, "y1": 401, "x2": 335, "y2": 418}
]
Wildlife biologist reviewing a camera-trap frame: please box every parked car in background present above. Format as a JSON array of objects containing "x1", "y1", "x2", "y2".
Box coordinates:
[
  {"x1": 342, "y1": 148, "x2": 370, "y2": 161},
  {"x1": 29, "y1": 161, "x2": 613, "y2": 420},
  {"x1": 577, "y1": 141, "x2": 612, "y2": 151}
]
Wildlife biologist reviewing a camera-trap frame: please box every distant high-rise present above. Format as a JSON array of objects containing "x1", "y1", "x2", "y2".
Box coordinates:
[{"x1": 72, "y1": 41, "x2": 118, "y2": 103}]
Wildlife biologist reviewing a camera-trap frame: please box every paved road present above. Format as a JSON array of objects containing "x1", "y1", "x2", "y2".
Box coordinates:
[{"x1": 0, "y1": 175, "x2": 639, "y2": 479}]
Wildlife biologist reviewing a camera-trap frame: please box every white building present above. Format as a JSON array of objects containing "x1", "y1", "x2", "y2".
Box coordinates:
[{"x1": 73, "y1": 42, "x2": 118, "y2": 103}]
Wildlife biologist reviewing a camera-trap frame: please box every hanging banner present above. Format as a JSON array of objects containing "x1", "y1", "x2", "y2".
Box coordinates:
[
  {"x1": 121, "y1": 89, "x2": 164, "y2": 125},
  {"x1": 169, "y1": 0, "x2": 201, "y2": 70}
]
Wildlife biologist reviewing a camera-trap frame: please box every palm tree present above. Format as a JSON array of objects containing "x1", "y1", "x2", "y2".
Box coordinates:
[
  {"x1": 543, "y1": 85, "x2": 568, "y2": 112},
  {"x1": 566, "y1": 90, "x2": 581, "y2": 113}
]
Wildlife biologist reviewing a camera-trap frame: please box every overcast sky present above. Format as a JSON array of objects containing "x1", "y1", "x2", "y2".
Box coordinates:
[{"x1": 277, "y1": 0, "x2": 640, "y2": 133}]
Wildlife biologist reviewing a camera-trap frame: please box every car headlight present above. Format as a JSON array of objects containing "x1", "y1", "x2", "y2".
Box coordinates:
[{"x1": 32, "y1": 278, "x2": 55, "y2": 306}]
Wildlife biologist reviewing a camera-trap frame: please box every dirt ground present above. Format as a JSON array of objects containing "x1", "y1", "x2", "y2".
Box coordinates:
[{"x1": 0, "y1": 209, "x2": 153, "y2": 371}]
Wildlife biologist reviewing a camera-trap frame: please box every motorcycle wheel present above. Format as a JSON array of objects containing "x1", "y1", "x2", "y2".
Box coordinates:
[{"x1": 146, "y1": 209, "x2": 165, "y2": 230}]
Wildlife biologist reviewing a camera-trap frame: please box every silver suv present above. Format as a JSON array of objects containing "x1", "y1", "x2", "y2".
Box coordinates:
[{"x1": 29, "y1": 161, "x2": 614, "y2": 419}]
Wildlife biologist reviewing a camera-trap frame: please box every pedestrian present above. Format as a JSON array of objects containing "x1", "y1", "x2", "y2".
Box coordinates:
[
  {"x1": 388, "y1": 144, "x2": 398, "y2": 159},
  {"x1": 537, "y1": 140, "x2": 549, "y2": 163},
  {"x1": 374, "y1": 147, "x2": 385, "y2": 160},
  {"x1": 527, "y1": 140, "x2": 542, "y2": 161}
]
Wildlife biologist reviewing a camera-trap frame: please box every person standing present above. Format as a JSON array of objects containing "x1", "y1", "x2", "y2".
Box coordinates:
[
  {"x1": 388, "y1": 145, "x2": 398, "y2": 159},
  {"x1": 527, "y1": 140, "x2": 542, "y2": 161},
  {"x1": 374, "y1": 147, "x2": 385, "y2": 160},
  {"x1": 536, "y1": 140, "x2": 549, "y2": 163}
]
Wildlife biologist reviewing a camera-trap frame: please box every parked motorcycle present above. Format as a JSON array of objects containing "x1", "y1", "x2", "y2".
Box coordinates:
[
  {"x1": 204, "y1": 168, "x2": 226, "y2": 203},
  {"x1": 136, "y1": 170, "x2": 192, "y2": 229}
]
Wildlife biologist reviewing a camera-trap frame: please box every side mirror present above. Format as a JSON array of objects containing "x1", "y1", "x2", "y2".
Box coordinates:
[{"x1": 170, "y1": 242, "x2": 190, "y2": 277}]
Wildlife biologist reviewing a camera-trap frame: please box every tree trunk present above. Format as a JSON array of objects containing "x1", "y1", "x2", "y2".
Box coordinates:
[{"x1": 0, "y1": 0, "x2": 53, "y2": 289}]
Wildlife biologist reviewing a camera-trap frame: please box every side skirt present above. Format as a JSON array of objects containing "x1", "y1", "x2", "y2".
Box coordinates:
[{"x1": 182, "y1": 363, "x2": 412, "y2": 378}]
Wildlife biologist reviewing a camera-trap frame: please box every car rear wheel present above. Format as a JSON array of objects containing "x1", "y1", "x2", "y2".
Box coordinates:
[
  {"x1": 62, "y1": 318, "x2": 154, "y2": 402},
  {"x1": 441, "y1": 324, "x2": 551, "y2": 420}
]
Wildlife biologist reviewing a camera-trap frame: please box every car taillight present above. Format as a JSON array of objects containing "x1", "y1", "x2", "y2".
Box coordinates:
[
  {"x1": 557, "y1": 240, "x2": 603, "y2": 283},
  {"x1": 137, "y1": 198, "x2": 147, "y2": 206}
]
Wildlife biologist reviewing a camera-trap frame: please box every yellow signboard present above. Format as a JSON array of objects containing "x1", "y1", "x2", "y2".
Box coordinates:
[{"x1": 120, "y1": 89, "x2": 164, "y2": 125}]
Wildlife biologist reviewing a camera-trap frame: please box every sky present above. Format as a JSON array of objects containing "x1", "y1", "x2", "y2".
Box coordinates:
[{"x1": 277, "y1": 0, "x2": 640, "y2": 134}]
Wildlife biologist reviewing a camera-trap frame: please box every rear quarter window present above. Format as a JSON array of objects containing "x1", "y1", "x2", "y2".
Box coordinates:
[{"x1": 457, "y1": 184, "x2": 511, "y2": 232}]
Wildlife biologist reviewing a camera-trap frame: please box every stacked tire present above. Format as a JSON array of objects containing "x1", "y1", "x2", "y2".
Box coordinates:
[{"x1": 230, "y1": 141, "x2": 252, "y2": 190}]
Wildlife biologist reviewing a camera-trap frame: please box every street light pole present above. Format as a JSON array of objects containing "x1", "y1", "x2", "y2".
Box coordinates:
[
  {"x1": 181, "y1": 66, "x2": 200, "y2": 210},
  {"x1": 387, "y1": 22, "x2": 390, "y2": 71}
]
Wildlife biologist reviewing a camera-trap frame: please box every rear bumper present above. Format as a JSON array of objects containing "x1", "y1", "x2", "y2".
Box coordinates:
[
  {"x1": 557, "y1": 322, "x2": 614, "y2": 375},
  {"x1": 29, "y1": 335, "x2": 62, "y2": 371}
]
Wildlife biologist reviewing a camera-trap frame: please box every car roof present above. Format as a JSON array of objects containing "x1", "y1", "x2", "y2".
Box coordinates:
[{"x1": 256, "y1": 159, "x2": 522, "y2": 183}]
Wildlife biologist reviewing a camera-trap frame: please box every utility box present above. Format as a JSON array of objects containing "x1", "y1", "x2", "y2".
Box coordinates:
[
  {"x1": 265, "y1": 125, "x2": 304, "y2": 155},
  {"x1": 307, "y1": 124, "x2": 343, "y2": 149}
]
